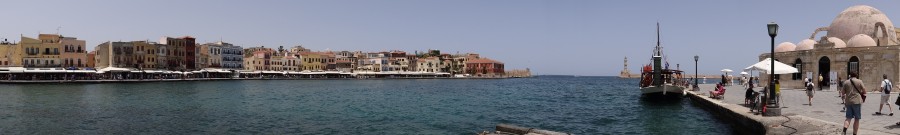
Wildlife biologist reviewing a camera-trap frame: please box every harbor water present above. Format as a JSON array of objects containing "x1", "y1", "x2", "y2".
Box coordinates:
[{"x1": 0, "y1": 76, "x2": 732, "y2": 134}]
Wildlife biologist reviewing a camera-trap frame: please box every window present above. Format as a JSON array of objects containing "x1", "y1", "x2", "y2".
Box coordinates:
[
  {"x1": 792, "y1": 59, "x2": 802, "y2": 80},
  {"x1": 849, "y1": 56, "x2": 860, "y2": 76}
]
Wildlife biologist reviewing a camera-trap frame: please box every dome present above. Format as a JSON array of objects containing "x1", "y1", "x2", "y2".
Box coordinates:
[
  {"x1": 795, "y1": 39, "x2": 817, "y2": 50},
  {"x1": 827, "y1": 5, "x2": 896, "y2": 43},
  {"x1": 847, "y1": 34, "x2": 876, "y2": 47},
  {"x1": 775, "y1": 42, "x2": 796, "y2": 52},
  {"x1": 827, "y1": 37, "x2": 847, "y2": 48}
]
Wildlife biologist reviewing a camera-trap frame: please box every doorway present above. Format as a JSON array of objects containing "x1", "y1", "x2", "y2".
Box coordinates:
[{"x1": 819, "y1": 56, "x2": 831, "y2": 87}]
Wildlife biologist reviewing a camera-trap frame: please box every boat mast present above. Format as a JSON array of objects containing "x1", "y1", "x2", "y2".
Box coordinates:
[
  {"x1": 652, "y1": 22, "x2": 662, "y2": 86},
  {"x1": 656, "y1": 22, "x2": 660, "y2": 56}
]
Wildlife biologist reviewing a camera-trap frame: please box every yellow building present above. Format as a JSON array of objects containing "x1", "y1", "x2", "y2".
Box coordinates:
[
  {"x1": 20, "y1": 34, "x2": 63, "y2": 67},
  {"x1": 133, "y1": 41, "x2": 159, "y2": 70},
  {"x1": 300, "y1": 52, "x2": 324, "y2": 71},
  {"x1": 244, "y1": 50, "x2": 273, "y2": 71}
]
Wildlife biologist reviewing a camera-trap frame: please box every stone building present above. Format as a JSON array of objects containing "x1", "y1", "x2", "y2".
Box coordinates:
[
  {"x1": 0, "y1": 39, "x2": 19, "y2": 67},
  {"x1": 761, "y1": 5, "x2": 900, "y2": 90},
  {"x1": 160, "y1": 36, "x2": 196, "y2": 71}
]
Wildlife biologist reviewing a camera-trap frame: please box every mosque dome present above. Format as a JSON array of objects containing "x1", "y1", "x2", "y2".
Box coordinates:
[
  {"x1": 827, "y1": 5, "x2": 896, "y2": 43},
  {"x1": 847, "y1": 34, "x2": 877, "y2": 47},
  {"x1": 775, "y1": 42, "x2": 796, "y2": 52},
  {"x1": 827, "y1": 37, "x2": 847, "y2": 48},
  {"x1": 795, "y1": 39, "x2": 817, "y2": 50}
]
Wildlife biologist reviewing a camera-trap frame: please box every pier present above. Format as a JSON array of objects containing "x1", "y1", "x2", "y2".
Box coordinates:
[{"x1": 688, "y1": 84, "x2": 900, "y2": 134}]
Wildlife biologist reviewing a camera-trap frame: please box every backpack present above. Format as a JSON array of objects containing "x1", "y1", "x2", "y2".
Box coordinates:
[
  {"x1": 885, "y1": 80, "x2": 892, "y2": 93},
  {"x1": 806, "y1": 82, "x2": 814, "y2": 91}
]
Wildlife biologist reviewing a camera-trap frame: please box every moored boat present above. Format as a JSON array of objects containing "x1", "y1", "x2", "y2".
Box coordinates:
[{"x1": 639, "y1": 23, "x2": 687, "y2": 97}]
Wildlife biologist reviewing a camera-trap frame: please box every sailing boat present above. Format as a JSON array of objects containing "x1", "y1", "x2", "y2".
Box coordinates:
[{"x1": 639, "y1": 23, "x2": 687, "y2": 97}]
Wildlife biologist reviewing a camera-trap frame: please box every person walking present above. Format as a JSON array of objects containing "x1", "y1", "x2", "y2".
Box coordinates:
[
  {"x1": 842, "y1": 71, "x2": 866, "y2": 135},
  {"x1": 819, "y1": 74, "x2": 825, "y2": 91},
  {"x1": 877, "y1": 74, "x2": 894, "y2": 116},
  {"x1": 806, "y1": 78, "x2": 815, "y2": 106}
]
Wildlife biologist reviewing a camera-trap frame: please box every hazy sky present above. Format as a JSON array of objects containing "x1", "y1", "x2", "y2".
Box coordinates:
[{"x1": 1, "y1": 1, "x2": 898, "y2": 76}]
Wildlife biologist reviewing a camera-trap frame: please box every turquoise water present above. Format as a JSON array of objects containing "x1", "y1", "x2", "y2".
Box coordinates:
[{"x1": 0, "y1": 76, "x2": 731, "y2": 134}]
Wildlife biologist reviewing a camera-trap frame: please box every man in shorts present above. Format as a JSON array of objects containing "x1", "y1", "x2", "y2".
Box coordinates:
[
  {"x1": 878, "y1": 74, "x2": 894, "y2": 116},
  {"x1": 842, "y1": 71, "x2": 866, "y2": 135}
]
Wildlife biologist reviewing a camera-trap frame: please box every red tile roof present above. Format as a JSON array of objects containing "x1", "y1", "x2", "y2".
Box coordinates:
[{"x1": 466, "y1": 58, "x2": 503, "y2": 64}]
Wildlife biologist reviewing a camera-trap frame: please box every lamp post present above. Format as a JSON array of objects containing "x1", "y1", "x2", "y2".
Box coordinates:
[
  {"x1": 694, "y1": 55, "x2": 699, "y2": 90},
  {"x1": 767, "y1": 22, "x2": 778, "y2": 107}
]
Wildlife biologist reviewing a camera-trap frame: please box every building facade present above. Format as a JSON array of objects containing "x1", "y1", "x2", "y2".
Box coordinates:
[
  {"x1": 465, "y1": 58, "x2": 504, "y2": 76},
  {"x1": 59, "y1": 36, "x2": 87, "y2": 68},
  {"x1": 160, "y1": 36, "x2": 196, "y2": 71},
  {"x1": 761, "y1": 5, "x2": 900, "y2": 90}
]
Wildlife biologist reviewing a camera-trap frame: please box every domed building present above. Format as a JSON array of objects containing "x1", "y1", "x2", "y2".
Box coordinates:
[{"x1": 760, "y1": 5, "x2": 900, "y2": 90}]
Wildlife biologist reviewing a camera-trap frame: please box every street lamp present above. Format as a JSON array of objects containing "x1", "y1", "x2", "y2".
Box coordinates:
[
  {"x1": 694, "y1": 55, "x2": 699, "y2": 90},
  {"x1": 767, "y1": 22, "x2": 778, "y2": 106}
]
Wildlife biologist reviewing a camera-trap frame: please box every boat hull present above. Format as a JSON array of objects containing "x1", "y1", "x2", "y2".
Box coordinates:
[{"x1": 640, "y1": 84, "x2": 686, "y2": 97}]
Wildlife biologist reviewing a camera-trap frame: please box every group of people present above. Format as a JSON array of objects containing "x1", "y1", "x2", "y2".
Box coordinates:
[
  {"x1": 833, "y1": 72, "x2": 898, "y2": 135},
  {"x1": 737, "y1": 71, "x2": 898, "y2": 135}
]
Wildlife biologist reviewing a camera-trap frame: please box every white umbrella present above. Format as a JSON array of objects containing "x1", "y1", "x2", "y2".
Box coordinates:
[
  {"x1": 740, "y1": 71, "x2": 749, "y2": 75},
  {"x1": 744, "y1": 58, "x2": 798, "y2": 74},
  {"x1": 721, "y1": 69, "x2": 733, "y2": 72}
]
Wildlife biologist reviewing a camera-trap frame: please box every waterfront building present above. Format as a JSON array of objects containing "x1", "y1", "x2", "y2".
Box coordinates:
[
  {"x1": 416, "y1": 57, "x2": 444, "y2": 72},
  {"x1": 198, "y1": 41, "x2": 243, "y2": 69},
  {"x1": 59, "y1": 36, "x2": 87, "y2": 68},
  {"x1": 160, "y1": 36, "x2": 196, "y2": 71},
  {"x1": 388, "y1": 51, "x2": 411, "y2": 72},
  {"x1": 268, "y1": 52, "x2": 283, "y2": 71},
  {"x1": 0, "y1": 40, "x2": 19, "y2": 67},
  {"x1": 94, "y1": 41, "x2": 135, "y2": 69},
  {"x1": 155, "y1": 43, "x2": 168, "y2": 70},
  {"x1": 281, "y1": 53, "x2": 300, "y2": 71},
  {"x1": 335, "y1": 51, "x2": 357, "y2": 72},
  {"x1": 465, "y1": 58, "x2": 504, "y2": 76},
  {"x1": 197, "y1": 48, "x2": 210, "y2": 69},
  {"x1": 244, "y1": 49, "x2": 273, "y2": 71},
  {"x1": 323, "y1": 52, "x2": 336, "y2": 71},
  {"x1": 20, "y1": 34, "x2": 69, "y2": 68},
  {"x1": 449, "y1": 53, "x2": 479, "y2": 75},
  {"x1": 300, "y1": 52, "x2": 324, "y2": 71},
  {"x1": 219, "y1": 42, "x2": 243, "y2": 70},
  {"x1": 761, "y1": 5, "x2": 900, "y2": 89},
  {"x1": 86, "y1": 51, "x2": 95, "y2": 68},
  {"x1": 133, "y1": 41, "x2": 158, "y2": 70},
  {"x1": 358, "y1": 52, "x2": 387, "y2": 72}
]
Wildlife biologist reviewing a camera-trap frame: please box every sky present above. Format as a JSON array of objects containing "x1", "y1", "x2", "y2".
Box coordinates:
[{"x1": 1, "y1": 0, "x2": 898, "y2": 76}]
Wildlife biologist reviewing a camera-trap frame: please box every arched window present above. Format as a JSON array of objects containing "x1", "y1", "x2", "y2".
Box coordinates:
[{"x1": 849, "y1": 56, "x2": 860, "y2": 76}]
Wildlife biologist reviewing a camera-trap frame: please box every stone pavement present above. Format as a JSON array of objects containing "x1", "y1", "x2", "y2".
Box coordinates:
[{"x1": 702, "y1": 84, "x2": 900, "y2": 134}]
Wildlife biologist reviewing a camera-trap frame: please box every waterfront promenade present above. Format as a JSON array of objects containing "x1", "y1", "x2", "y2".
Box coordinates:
[{"x1": 692, "y1": 84, "x2": 900, "y2": 134}]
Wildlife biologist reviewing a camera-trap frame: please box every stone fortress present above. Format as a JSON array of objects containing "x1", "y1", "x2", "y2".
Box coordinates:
[{"x1": 762, "y1": 5, "x2": 900, "y2": 90}]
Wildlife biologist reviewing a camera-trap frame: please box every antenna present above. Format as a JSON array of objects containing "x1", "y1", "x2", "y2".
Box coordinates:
[{"x1": 56, "y1": 26, "x2": 62, "y2": 34}]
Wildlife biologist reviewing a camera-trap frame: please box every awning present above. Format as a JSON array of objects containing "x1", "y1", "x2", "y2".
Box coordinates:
[
  {"x1": 24, "y1": 68, "x2": 68, "y2": 73},
  {"x1": 98, "y1": 67, "x2": 131, "y2": 73},
  {"x1": 744, "y1": 58, "x2": 799, "y2": 74}
]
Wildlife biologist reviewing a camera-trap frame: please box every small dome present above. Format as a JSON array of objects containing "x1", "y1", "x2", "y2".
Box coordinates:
[
  {"x1": 827, "y1": 37, "x2": 847, "y2": 48},
  {"x1": 796, "y1": 39, "x2": 817, "y2": 50},
  {"x1": 775, "y1": 42, "x2": 796, "y2": 52},
  {"x1": 847, "y1": 34, "x2": 877, "y2": 47}
]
